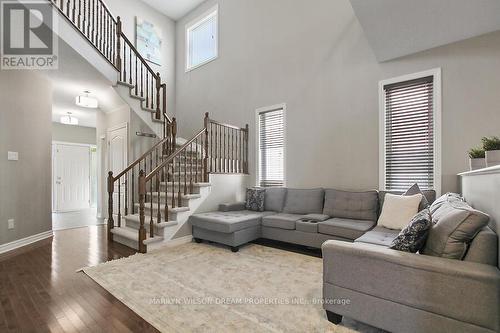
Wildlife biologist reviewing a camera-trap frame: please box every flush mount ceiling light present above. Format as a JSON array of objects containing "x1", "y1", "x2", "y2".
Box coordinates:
[
  {"x1": 75, "y1": 90, "x2": 98, "y2": 109},
  {"x1": 60, "y1": 112, "x2": 79, "y2": 125}
]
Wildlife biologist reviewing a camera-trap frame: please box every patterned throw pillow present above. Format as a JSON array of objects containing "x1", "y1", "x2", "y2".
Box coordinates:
[
  {"x1": 390, "y1": 208, "x2": 432, "y2": 253},
  {"x1": 246, "y1": 188, "x2": 265, "y2": 212}
]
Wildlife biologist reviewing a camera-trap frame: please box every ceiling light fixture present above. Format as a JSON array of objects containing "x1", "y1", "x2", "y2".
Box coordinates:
[
  {"x1": 75, "y1": 90, "x2": 98, "y2": 109},
  {"x1": 60, "y1": 112, "x2": 79, "y2": 125}
]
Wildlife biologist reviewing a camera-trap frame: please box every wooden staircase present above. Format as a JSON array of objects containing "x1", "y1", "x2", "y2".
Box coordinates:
[{"x1": 48, "y1": 0, "x2": 249, "y2": 252}]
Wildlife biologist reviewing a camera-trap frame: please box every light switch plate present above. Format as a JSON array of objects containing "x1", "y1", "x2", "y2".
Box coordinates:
[
  {"x1": 8, "y1": 219, "x2": 14, "y2": 230},
  {"x1": 7, "y1": 151, "x2": 18, "y2": 161}
]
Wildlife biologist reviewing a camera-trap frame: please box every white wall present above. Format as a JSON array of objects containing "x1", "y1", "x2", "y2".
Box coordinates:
[
  {"x1": 52, "y1": 122, "x2": 97, "y2": 145},
  {"x1": 0, "y1": 71, "x2": 52, "y2": 245},
  {"x1": 105, "y1": 0, "x2": 177, "y2": 117},
  {"x1": 175, "y1": 0, "x2": 500, "y2": 194}
]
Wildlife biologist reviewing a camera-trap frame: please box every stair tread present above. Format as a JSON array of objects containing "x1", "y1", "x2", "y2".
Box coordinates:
[
  {"x1": 130, "y1": 94, "x2": 145, "y2": 101},
  {"x1": 161, "y1": 182, "x2": 210, "y2": 187},
  {"x1": 133, "y1": 204, "x2": 190, "y2": 213},
  {"x1": 117, "y1": 81, "x2": 134, "y2": 88},
  {"x1": 146, "y1": 192, "x2": 202, "y2": 199},
  {"x1": 125, "y1": 214, "x2": 178, "y2": 227},
  {"x1": 111, "y1": 226, "x2": 163, "y2": 244}
]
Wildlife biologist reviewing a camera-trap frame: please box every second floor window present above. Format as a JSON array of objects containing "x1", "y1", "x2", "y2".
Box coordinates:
[{"x1": 186, "y1": 6, "x2": 218, "y2": 71}]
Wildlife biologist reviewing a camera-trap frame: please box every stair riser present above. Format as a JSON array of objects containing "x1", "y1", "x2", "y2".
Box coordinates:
[
  {"x1": 125, "y1": 219, "x2": 166, "y2": 236},
  {"x1": 145, "y1": 196, "x2": 191, "y2": 206},
  {"x1": 112, "y1": 233, "x2": 140, "y2": 251},
  {"x1": 131, "y1": 205, "x2": 184, "y2": 221},
  {"x1": 159, "y1": 184, "x2": 201, "y2": 194}
]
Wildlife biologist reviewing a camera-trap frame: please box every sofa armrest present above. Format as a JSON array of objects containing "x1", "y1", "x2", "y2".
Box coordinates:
[
  {"x1": 219, "y1": 202, "x2": 246, "y2": 212},
  {"x1": 322, "y1": 241, "x2": 500, "y2": 331}
]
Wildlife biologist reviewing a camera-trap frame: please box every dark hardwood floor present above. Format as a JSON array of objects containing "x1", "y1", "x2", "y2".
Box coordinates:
[{"x1": 0, "y1": 226, "x2": 159, "y2": 333}]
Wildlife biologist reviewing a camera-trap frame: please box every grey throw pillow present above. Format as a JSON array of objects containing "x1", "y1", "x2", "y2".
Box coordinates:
[
  {"x1": 390, "y1": 208, "x2": 432, "y2": 253},
  {"x1": 246, "y1": 188, "x2": 265, "y2": 212},
  {"x1": 404, "y1": 183, "x2": 429, "y2": 210},
  {"x1": 422, "y1": 193, "x2": 490, "y2": 259}
]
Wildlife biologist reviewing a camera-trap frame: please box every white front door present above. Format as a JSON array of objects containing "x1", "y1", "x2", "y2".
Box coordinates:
[
  {"x1": 107, "y1": 123, "x2": 128, "y2": 221},
  {"x1": 53, "y1": 144, "x2": 91, "y2": 212}
]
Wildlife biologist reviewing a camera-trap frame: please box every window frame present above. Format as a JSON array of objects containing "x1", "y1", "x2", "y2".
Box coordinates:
[
  {"x1": 185, "y1": 5, "x2": 219, "y2": 72},
  {"x1": 378, "y1": 68, "x2": 442, "y2": 195},
  {"x1": 255, "y1": 103, "x2": 287, "y2": 188}
]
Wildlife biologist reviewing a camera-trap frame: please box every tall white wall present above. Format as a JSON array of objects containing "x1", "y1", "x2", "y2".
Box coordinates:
[{"x1": 175, "y1": 0, "x2": 500, "y2": 193}]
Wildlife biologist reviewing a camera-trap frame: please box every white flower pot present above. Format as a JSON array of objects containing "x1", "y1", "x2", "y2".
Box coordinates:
[
  {"x1": 469, "y1": 158, "x2": 486, "y2": 171},
  {"x1": 485, "y1": 150, "x2": 500, "y2": 167}
]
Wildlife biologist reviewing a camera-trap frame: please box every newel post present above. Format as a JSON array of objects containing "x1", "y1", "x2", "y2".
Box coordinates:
[
  {"x1": 203, "y1": 113, "x2": 210, "y2": 182},
  {"x1": 155, "y1": 72, "x2": 161, "y2": 120},
  {"x1": 107, "y1": 171, "x2": 114, "y2": 241},
  {"x1": 116, "y1": 17, "x2": 122, "y2": 72},
  {"x1": 138, "y1": 170, "x2": 147, "y2": 253}
]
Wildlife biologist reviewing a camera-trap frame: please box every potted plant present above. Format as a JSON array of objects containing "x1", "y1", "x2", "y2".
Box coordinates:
[
  {"x1": 468, "y1": 147, "x2": 486, "y2": 171},
  {"x1": 482, "y1": 136, "x2": 500, "y2": 167}
]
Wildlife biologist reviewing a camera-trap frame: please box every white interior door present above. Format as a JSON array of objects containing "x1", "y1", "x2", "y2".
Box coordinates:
[
  {"x1": 53, "y1": 144, "x2": 91, "y2": 212},
  {"x1": 107, "y1": 124, "x2": 128, "y2": 221}
]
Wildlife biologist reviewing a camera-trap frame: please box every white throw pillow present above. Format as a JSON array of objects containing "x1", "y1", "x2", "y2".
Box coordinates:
[{"x1": 378, "y1": 193, "x2": 423, "y2": 230}]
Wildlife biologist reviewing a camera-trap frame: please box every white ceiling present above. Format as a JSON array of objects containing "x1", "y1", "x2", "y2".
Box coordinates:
[
  {"x1": 45, "y1": 38, "x2": 127, "y2": 128},
  {"x1": 139, "y1": 0, "x2": 206, "y2": 20},
  {"x1": 349, "y1": 0, "x2": 500, "y2": 62}
]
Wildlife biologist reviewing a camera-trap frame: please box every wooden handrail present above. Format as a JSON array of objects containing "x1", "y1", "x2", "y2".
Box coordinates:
[
  {"x1": 113, "y1": 136, "x2": 170, "y2": 180},
  {"x1": 120, "y1": 32, "x2": 158, "y2": 79},
  {"x1": 209, "y1": 118, "x2": 247, "y2": 131},
  {"x1": 145, "y1": 128, "x2": 206, "y2": 182}
]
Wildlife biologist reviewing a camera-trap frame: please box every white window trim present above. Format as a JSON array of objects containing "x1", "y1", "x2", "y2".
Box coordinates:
[
  {"x1": 255, "y1": 103, "x2": 287, "y2": 188},
  {"x1": 378, "y1": 68, "x2": 442, "y2": 196},
  {"x1": 185, "y1": 4, "x2": 219, "y2": 72}
]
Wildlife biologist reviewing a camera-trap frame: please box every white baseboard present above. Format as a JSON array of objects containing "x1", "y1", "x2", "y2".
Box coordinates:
[
  {"x1": 0, "y1": 230, "x2": 53, "y2": 255},
  {"x1": 165, "y1": 235, "x2": 193, "y2": 247}
]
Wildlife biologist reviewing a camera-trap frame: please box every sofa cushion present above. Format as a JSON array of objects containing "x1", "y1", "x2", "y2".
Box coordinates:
[
  {"x1": 262, "y1": 213, "x2": 303, "y2": 230},
  {"x1": 189, "y1": 211, "x2": 273, "y2": 234},
  {"x1": 390, "y1": 208, "x2": 432, "y2": 253},
  {"x1": 246, "y1": 188, "x2": 265, "y2": 212},
  {"x1": 295, "y1": 220, "x2": 318, "y2": 233},
  {"x1": 318, "y1": 218, "x2": 376, "y2": 240},
  {"x1": 323, "y1": 189, "x2": 378, "y2": 221},
  {"x1": 354, "y1": 226, "x2": 400, "y2": 247},
  {"x1": 464, "y1": 227, "x2": 498, "y2": 266},
  {"x1": 422, "y1": 193, "x2": 490, "y2": 260},
  {"x1": 379, "y1": 189, "x2": 436, "y2": 214},
  {"x1": 377, "y1": 193, "x2": 422, "y2": 230},
  {"x1": 264, "y1": 188, "x2": 287, "y2": 212},
  {"x1": 283, "y1": 188, "x2": 324, "y2": 215}
]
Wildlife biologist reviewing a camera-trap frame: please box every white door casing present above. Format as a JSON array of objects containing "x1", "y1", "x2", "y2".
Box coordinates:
[
  {"x1": 107, "y1": 123, "x2": 128, "y2": 222},
  {"x1": 53, "y1": 143, "x2": 91, "y2": 212}
]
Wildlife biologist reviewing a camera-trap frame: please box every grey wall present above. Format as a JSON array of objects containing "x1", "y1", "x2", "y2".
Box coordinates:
[
  {"x1": 175, "y1": 0, "x2": 500, "y2": 194},
  {"x1": 0, "y1": 71, "x2": 52, "y2": 245},
  {"x1": 106, "y1": 0, "x2": 176, "y2": 117},
  {"x1": 52, "y1": 122, "x2": 96, "y2": 145}
]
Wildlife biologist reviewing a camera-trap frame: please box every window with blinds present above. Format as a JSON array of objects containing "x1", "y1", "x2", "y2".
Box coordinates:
[
  {"x1": 186, "y1": 6, "x2": 218, "y2": 71},
  {"x1": 383, "y1": 76, "x2": 435, "y2": 192},
  {"x1": 258, "y1": 107, "x2": 285, "y2": 187}
]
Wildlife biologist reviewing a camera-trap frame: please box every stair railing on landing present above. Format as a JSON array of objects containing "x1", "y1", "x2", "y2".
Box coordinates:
[
  {"x1": 131, "y1": 113, "x2": 249, "y2": 253},
  {"x1": 49, "y1": 0, "x2": 171, "y2": 127}
]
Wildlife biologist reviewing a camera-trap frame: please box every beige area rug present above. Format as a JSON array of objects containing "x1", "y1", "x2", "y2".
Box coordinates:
[{"x1": 83, "y1": 242, "x2": 382, "y2": 333}]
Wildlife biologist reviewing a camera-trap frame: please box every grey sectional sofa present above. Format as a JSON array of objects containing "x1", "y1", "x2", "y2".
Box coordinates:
[
  {"x1": 323, "y1": 197, "x2": 500, "y2": 333},
  {"x1": 188, "y1": 187, "x2": 436, "y2": 251}
]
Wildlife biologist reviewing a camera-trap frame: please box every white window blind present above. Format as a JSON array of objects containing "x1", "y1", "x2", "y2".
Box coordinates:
[
  {"x1": 186, "y1": 8, "x2": 218, "y2": 71},
  {"x1": 384, "y1": 76, "x2": 434, "y2": 191},
  {"x1": 258, "y1": 108, "x2": 285, "y2": 187}
]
